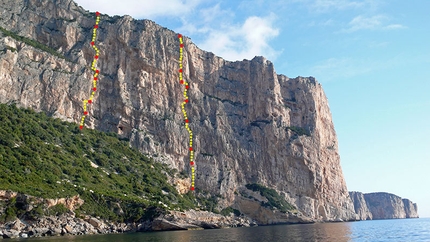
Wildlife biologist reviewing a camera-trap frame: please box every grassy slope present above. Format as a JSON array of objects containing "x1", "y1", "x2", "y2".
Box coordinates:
[
  {"x1": 0, "y1": 104, "x2": 195, "y2": 222},
  {"x1": 0, "y1": 26, "x2": 67, "y2": 60},
  {"x1": 245, "y1": 183, "x2": 296, "y2": 213}
]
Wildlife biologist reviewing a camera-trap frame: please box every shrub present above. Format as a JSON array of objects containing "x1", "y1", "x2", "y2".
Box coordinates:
[
  {"x1": 286, "y1": 126, "x2": 310, "y2": 136},
  {"x1": 0, "y1": 103, "x2": 197, "y2": 222},
  {"x1": 245, "y1": 183, "x2": 295, "y2": 213},
  {"x1": 28, "y1": 205, "x2": 44, "y2": 220},
  {"x1": 0, "y1": 26, "x2": 66, "y2": 60},
  {"x1": 47, "y1": 203, "x2": 68, "y2": 216},
  {"x1": 0, "y1": 197, "x2": 27, "y2": 222},
  {"x1": 5, "y1": 46, "x2": 17, "y2": 52},
  {"x1": 220, "y1": 207, "x2": 241, "y2": 216}
]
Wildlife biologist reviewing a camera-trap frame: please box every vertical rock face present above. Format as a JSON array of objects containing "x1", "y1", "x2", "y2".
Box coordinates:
[
  {"x1": 0, "y1": 0, "x2": 358, "y2": 222},
  {"x1": 402, "y1": 199, "x2": 419, "y2": 218},
  {"x1": 364, "y1": 193, "x2": 406, "y2": 219},
  {"x1": 349, "y1": 191, "x2": 372, "y2": 220},
  {"x1": 349, "y1": 192, "x2": 419, "y2": 219}
]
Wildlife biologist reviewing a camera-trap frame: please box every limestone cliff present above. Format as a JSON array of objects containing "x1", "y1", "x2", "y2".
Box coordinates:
[
  {"x1": 349, "y1": 192, "x2": 419, "y2": 220},
  {"x1": 0, "y1": 0, "x2": 357, "y2": 222},
  {"x1": 403, "y1": 198, "x2": 419, "y2": 218},
  {"x1": 349, "y1": 191, "x2": 372, "y2": 220}
]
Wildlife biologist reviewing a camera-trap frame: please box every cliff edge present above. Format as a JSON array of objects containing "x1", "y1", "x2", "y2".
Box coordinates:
[
  {"x1": 349, "y1": 192, "x2": 419, "y2": 220},
  {"x1": 0, "y1": 0, "x2": 359, "y2": 222}
]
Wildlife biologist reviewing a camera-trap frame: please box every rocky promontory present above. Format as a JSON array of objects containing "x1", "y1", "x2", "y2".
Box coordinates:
[
  {"x1": 0, "y1": 211, "x2": 257, "y2": 239},
  {"x1": 0, "y1": 190, "x2": 256, "y2": 239},
  {"x1": 0, "y1": 1, "x2": 420, "y2": 240},
  {"x1": 0, "y1": 190, "x2": 135, "y2": 239},
  {"x1": 0, "y1": 215, "x2": 135, "y2": 239},
  {"x1": 0, "y1": 0, "x2": 357, "y2": 223},
  {"x1": 349, "y1": 192, "x2": 419, "y2": 220}
]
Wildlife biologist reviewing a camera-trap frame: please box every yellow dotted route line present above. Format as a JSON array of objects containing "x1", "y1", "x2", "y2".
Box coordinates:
[
  {"x1": 80, "y1": 11, "x2": 101, "y2": 130},
  {"x1": 178, "y1": 33, "x2": 195, "y2": 191}
]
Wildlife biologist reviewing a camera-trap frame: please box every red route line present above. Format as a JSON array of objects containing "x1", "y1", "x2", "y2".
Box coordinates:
[
  {"x1": 178, "y1": 34, "x2": 195, "y2": 191},
  {"x1": 79, "y1": 11, "x2": 101, "y2": 130}
]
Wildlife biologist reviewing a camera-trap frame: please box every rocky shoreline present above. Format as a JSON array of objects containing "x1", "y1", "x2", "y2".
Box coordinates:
[
  {"x1": 0, "y1": 189, "x2": 312, "y2": 240},
  {"x1": 0, "y1": 210, "x2": 260, "y2": 239},
  {"x1": 0, "y1": 207, "x2": 320, "y2": 239},
  {"x1": 0, "y1": 215, "x2": 134, "y2": 239}
]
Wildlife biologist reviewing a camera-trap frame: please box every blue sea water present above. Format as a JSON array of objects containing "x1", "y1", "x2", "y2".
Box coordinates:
[{"x1": 21, "y1": 218, "x2": 430, "y2": 242}]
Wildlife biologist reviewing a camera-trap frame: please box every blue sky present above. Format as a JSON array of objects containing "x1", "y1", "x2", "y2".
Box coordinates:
[{"x1": 74, "y1": 0, "x2": 430, "y2": 218}]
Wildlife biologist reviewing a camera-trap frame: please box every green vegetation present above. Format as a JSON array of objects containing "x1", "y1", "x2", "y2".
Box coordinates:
[
  {"x1": 195, "y1": 194, "x2": 219, "y2": 213},
  {"x1": 0, "y1": 198, "x2": 68, "y2": 223},
  {"x1": 0, "y1": 104, "x2": 199, "y2": 222},
  {"x1": 245, "y1": 183, "x2": 295, "y2": 213},
  {"x1": 286, "y1": 126, "x2": 311, "y2": 136},
  {"x1": 53, "y1": 68, "x2": 73, "y2": 75},
  {"x1": 5, "y1": 46, "x2": 17, "y2": 52},
  {"x1": 46, "y1": 203, "x2": 68, "y2": 216},
  {"x1": 0, "y1": 198, "x2": 21, "y2": 222},
  {"x1": 200, "y1": 153, "x2": 214, "y2": 157},
  {"x1": 0, "y1": 26, "x2": 66, "y2": 60},
  {"x1": 220, "y1": 207, "x2": 241, "y2": 216},
  {"x1": 178, "y1": 170, "x2": 188, "y2": 179}
]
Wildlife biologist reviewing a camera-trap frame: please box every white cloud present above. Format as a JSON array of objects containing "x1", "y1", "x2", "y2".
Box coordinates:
[
  {"x1": 73, "y1": 0, "x2": 203, "y2": 19},
  {"x1": 346, "y1": 15, "x2": 386, "y2": 31},
  {"x1": 198, "y1": 13, "x2": 281, "y2": 61},
  {"x1": 312, "y1": 0, "x2": 365, "y2": 11},
  {"x1": 342, "y1": 15, "x2": 406, "y2": 32},
  {"x1": 178, "y1": 3, "x2": 235, "y2": 35},
  {"x1": 385, "y1": 24, "x2": 406, "y2": 30},
  {"x1": 293, "y1": 0, "x2": 371, "y2": 12},
  {"x1": 199, "y1": 3, "x2": 234, "y2": 26},
  {"x1": 74, "y1": 0, "x2": 281, "y2": 61}
]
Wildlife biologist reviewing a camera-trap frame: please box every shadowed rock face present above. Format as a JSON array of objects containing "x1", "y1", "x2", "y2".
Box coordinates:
[
  {"x1": 349, "y1": 192, "x2": 419, "y2": 220},
  {"x1": 0, "y1": 0, "x2": 358, "y2": 222},
  {"x1": 349, "y1": 191, "x2": 373, "y2": 220},
  {"x1": 403, "y1": 198, "x2": 419, "y2": 218}
]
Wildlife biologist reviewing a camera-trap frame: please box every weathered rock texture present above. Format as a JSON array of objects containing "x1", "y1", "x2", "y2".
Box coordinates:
[
  {"x1": 403, "y1": 198, "x2": 419, "y2": 218},
  {"x1": 151, "y1": 210, "x2": 256, "y2": 231},
  {"x1": 349, "y1": 192, "x2": 419, "y2": 220},
  {"x1": 0, "y1": 190, "x2": 129, "y2": 239},
  {"x1": 348, "y1": 191, "x2": 373, "y2": 220},
  {"x1": 0, "y1": 190, "x2": 255, "y2": 239},
  {"x1": 0, "y1": 215, "x2": 135, "y2": 239},
  {"x1": 0, "y1": 0, "x2": 359, "y2": 222},
  {"x1": 0, "y1": 190, "x2": 84, "y2": 212}
]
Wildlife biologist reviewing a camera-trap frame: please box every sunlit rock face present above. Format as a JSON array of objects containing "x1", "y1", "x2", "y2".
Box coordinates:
[
  {"x1": 402, "y1": 198, "x2": 419, "y2": 218},
  {"x1": 349, "y1": 192, "x2": 419, "y2": 219},
  {"x1": 349, "y1": 191, "x2": 373, "y2": 220},
  {"x1": 0, "y1": 0, "x2": 359, "y2": 222}
]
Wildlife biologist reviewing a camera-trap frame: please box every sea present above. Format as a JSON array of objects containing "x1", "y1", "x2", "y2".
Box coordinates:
[{"x1": 18, "y1": 218, "x2": 430, "y2": 242}]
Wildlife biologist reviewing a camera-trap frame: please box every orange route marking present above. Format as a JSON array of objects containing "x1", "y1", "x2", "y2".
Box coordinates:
[
  {"x1": 80, "y1": 12, "x2": 101, "y2": 130},
  {"x1": 178, "y1": 33, "x2": 195, "y2": 191}
]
